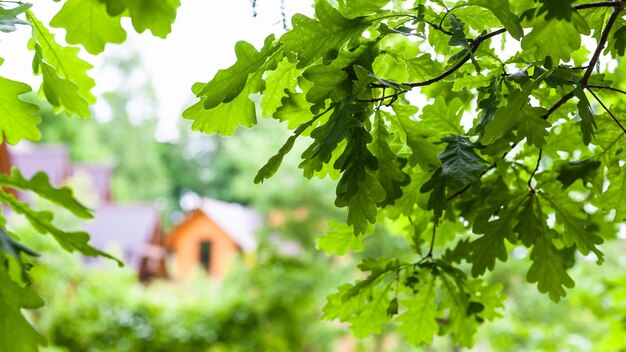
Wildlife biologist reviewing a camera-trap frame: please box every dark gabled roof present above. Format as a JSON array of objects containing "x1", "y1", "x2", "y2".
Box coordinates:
[{"x1": 83, "y1": 203, "x2": 161, "y2": 268}]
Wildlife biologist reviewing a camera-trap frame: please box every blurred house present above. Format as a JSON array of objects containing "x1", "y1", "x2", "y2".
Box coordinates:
[
  {"x1": 2, "y1": 143, "x2": 167, "y2": 281},
  {"x1": 166, "y1": 198, "x2": 262, "y2": 278},
  {"x1": 9, "y1": 143, "x2": 70, "y2": 186},
  {"x1": 84, "y1": 204, "x2": 167, "y2": 281}
]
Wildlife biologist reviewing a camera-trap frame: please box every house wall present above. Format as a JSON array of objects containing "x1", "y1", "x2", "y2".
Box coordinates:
[{"x1": 168, "y1": 211, "x2": 241, "y2": 278}]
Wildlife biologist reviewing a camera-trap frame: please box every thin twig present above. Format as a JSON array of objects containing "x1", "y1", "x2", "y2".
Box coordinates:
[
  {"x1": 587, "y1": 88, "x2": 626, "y2": 134},
  {"x1": 588, "y1": 84, "x2": 626, "y2": 97},
  {"x1": 541, "y1": 91, "x2": 575, "y2": 120},
  {"x1": 528, "y1": 149, "x2": 543, "y2": 192},
  {"x1": 581, "y1": 1, "x2": 625, "y2": 86},
  {"x1": 371, "y1": 28, "x2": 506, "y2": 90},
  {"x1": 574, "y1": 1, "x2": 620, "y2": 10}
]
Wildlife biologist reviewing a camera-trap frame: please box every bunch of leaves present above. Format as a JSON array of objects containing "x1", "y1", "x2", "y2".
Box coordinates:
[
  {"x1": 183, "y1": 0, "x2": 626, "y2": 347},
  {"x1": 0, "y1": 1, "x2": 181, "y2": 350},
  {"x1": 0, "y1": 168, "x2": 122, "y2": 350}
]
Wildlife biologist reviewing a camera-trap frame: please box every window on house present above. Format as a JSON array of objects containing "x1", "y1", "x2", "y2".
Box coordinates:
[{"x1": 199, "y1": 241, "x2": 212, "y2": 272}]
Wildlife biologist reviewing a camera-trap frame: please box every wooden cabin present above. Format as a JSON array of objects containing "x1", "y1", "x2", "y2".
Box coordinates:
[{"x1": 166, "y1": 198, "x2": 262, "y2": 278}]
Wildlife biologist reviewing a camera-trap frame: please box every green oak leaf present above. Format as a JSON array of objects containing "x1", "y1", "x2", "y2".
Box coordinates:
[
  {"x1": 0, "y1": 3, "x2": 31, "y2": 33},
  {"x1": 274, "y1": 91, "x2": 314, "y2": 129},
  {"x1": 316, "y1": 220, "x2": 365, "y2": 255},
  {"x1": 419, "y1": 97, "x2": 465, "y2": 137},
  {"x1": 466, "y1": 229, "x2": 508, "y2": 277},
  {"x1": 556, "y1": 159, "x2": 602, "y2": 189},
  {"x1": 323, "y1": 270, "x2": 394, "y2": 337},
  {"x1": 0, "y1": 227, "x2": 39, "y2": 263},
  {"x1": 466, "y1": 0, "x2": 523, "y2": 39},
  {"x1": 281, "y1": 0, "x2": 369, "y2": 68},
  {"x1": 482, "y1": 89, "x2": 531, "y2": 144},
  {"x1": 0, "y1": 265, "x2": 46, "y2": 352},
  {"x1": 127, "y1": 0, "x2": 180, "y2": 38},
  {"x1": 198, "y1": 35, "x2": 279, "y2": 109},
  {"x1": 541, "y1": 190, "x2": 604, "y2": 262},
  {"x1": 0, "y1": 76, "x2": 40, "y2": 145},
  {"x1": 527, "y1": 235, "x2": 575, "y2": 302},
  {"x1": 537, "y1": 0, "x2": 575, "y2": 20},
  {"x1": 609, "y1": 25, "x2": 626, "y2": 57},
  {"x1": 513, "y1": 196, "x2": 543, "y2": 246},
  {"x1": 574, "y1": 85, "x2": 597, "y2": 146},
  {"x1": 521, "y1": 9, "x2": 590, "y2": 62},
  {"x1": 255, "y1": 135, "x2": 297, "y2": 184},
  {"x1": 301, "y1": 102, "x2": 362, "y2": 168},
  {"x1": 421, "y1": 135, "x2": 488, "y2": 223},
  {"x1": 51, "y1": 0, "x2": 126, "y2": 55},
  {"x1": 260, "y1": 58, "x2": 301, "y2": 118},
  {"x1": 434, "y1": 135, "x2": 489, "y2": 190},
  {"x1": 27, "y1": 12, "x2": 95, "y2": 117},
  {"x1": 302, "y1": 63, "x2": 350, "y2": 103},
  {"x1": 397, "y1": 273, "x2": 438, "y2": 345},
  {"x1": 0, "y1": 169, "x2": 92, "y2": 219},
  {"x1": 337, "y1": 0, "x2": 390, "y2": 19},
  {"x1": 369, "y1": 111, "x2": 409, "y2": 206},
  {"x1": 96, "y1": 0, "x2": 179, "y2": 37},
  {"x1": 183, "y1": 81, "x2": 258, "y2": 136},
  {"x1": 596, "y1": 166, "x2": 626, "y2": 221},
  {"x1": 388, "y1": 105, "x2": 442, "y2": 170},
  {"x1": 0, "y1": 191, "x2": 121, "y2": 265},
  {"x1": 437, "y1": 271, "x2": 479, "y2": 346},
  {"x1": 40, "y1": 62, "x2": 91, "y2": 118},
  {"x1": 336, "y1": 160, "x2": 385, "y2": 235},
  {"x1": 517, "y1": 108, "x2": 550, "y2": 147}
]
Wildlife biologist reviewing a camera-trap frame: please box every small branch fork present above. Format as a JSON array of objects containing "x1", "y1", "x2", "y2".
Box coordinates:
[
  {"x1": 588, "y1": 88, "x2": 626, "y2": 134},
  {"x1": 542, "y1": 0, "x2": 626, "y2": 121},
  {"x1": 366, "y1": 28, "x2": 507, "y2": 103}
]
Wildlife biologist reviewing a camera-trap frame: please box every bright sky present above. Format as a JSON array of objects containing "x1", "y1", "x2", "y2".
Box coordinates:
[{"x1": 0, "y1": 0, "x2": 313, "y2": 141}]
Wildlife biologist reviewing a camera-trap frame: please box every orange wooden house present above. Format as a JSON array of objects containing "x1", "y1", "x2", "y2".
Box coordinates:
[{"x1": 166, "y1": 198, "x2": 262, "y2": 278}]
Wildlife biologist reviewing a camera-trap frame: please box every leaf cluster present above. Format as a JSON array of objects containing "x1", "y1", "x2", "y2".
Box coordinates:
[{"x1": 186, "y1": 0, "x2": 626, "y2": 347}]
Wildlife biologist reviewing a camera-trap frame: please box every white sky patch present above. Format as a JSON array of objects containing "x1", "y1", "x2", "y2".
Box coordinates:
[{"x1": 0, "y1": 1, "x2": 314, "y2": 141}]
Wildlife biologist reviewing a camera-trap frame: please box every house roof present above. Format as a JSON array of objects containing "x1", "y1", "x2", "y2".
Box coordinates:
[
  {"x1": 9, "y1": 144, "x2": 70, "y2": 186},
  {"x1": 83, "y1": 203, "x2": 161, "y2": 268},
  {"x1": 169, "y1": 198, "x2": 262, "y2": 252},
  {"x1": 198, "y1": 198, "x2": 262, "y2": 252}
]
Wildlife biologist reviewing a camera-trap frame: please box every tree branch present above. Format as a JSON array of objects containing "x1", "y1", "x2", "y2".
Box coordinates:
[
  {"x1": 370, "y1": 28, "x2": 506, "y2": 91},
  {"x1": 542, "y1": 1, "x2": 624, "y2": 120},
  {"x1": 587, "y1": 88, "x2": 626, "y2": 134},
  {"x1": 581, "y1": 1, "x2": 625, "y2": 86},
  {"x1": 541, "y1": 91, "x2": 575, "y2": 120}
]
